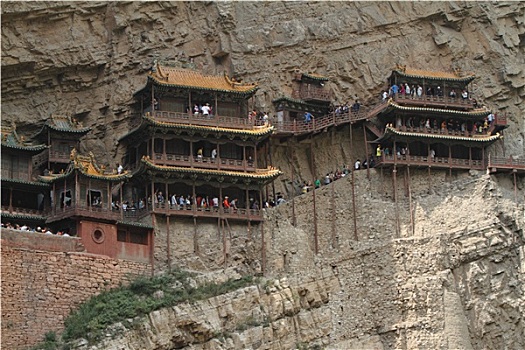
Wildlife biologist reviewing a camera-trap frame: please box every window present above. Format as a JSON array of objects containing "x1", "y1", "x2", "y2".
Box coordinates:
[
  {"x1": 92, "y1": 229, "x2": 105, "y2": 243},
  {"x1": 60, "y1": 190, "x2": 72, "y2": 208},
  {"x1": 117, "y1": 228, "x2": 148, "y2": 245},
  {"x1": 87, "y1": 190, "x2": 102, "y2": 207}
]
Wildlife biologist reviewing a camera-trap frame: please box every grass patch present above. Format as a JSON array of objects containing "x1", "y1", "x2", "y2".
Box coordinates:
[{"x1": 60, "y1": 268, "x2": 256, "y2": 344}]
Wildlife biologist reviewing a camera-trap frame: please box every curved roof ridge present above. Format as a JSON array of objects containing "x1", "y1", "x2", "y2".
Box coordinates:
[{"x1": 388, "y1": 100, "x2": 490, "y2": 116}]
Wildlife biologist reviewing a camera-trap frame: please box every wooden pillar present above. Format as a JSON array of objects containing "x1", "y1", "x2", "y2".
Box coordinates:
[
  {"x1": 166, "y1": 215, "x2": 171, "y2": 271},
  {"x1": 47, "y1": 130, "x2": 51, "y2": 170},
  {"x1": 243, "y1": 145, "x2": 247, "y2": 171},
  {"x1": 88, "y1": 178, "x2": 92, "y2": 211},
  {"x1": 331, "y1": 170, "x2": 337, "y2": 248},
  {"x1": 269, "y1": 139, "x2": 276, "y2": 201},
  {"x1": 188, "y1": 91, "x2": 192, "y2": 115},
  {"x1": 482, "y1": 146, "x2": 485, "y2": 168},
  {"x1": 259, "y1": 187, "x2": 266, "y2": 274},
  {"x1": 151, "y1": 84, "x2": 155, "y2": 112},
  {"x1": 310, "y1": 137, "x2": 318, "y2": 254},
  {"x1": 151, "y1": 181, "x2": 155, "y2": 212},
  {"x1": 290, "y1": 142, "x2": 296, "y2": 226},
  {"x1": 120, "y1": 181, "x2": 124, "y2": 220},
  {"x1": 163, "y1": 138, "x2": 166, "y2": 161},
  {"x1": 514, "y1": 170, "x2": 518, "y2": 204},
  {"x1": 75, "y1": 171, "x2": 79, "y2": 207},
  {"x1": 448, "y1": 144, "x2": 452, "y2": 178},
  {"x1": 363, "y1": 124, "x2": 370, "y2": 179},
  {"x1": 152, "y1": 135, "x2": 155, "y2": 159},
  {"x1": 393, "y1": 166, "x2": 400, "y2": 237},
  {"x1": 63, "y1": 178, "x2": 67, "y2": 212},
  {"x1": 407, "y1": 166, "x2": 415, "y2": 236},
  {"x1": 8, "y1": 187, "x2": 13, "y2": 212},
  {"x1": 193, "y1": 216, "x2": 199, "y2": 253},
  {"x1": 254, "y1": 145, "x2": 258, "y2": 169},
  {"x1": 190, "y1": 140, "x2": 194, "y2": 167},
  {"x1": 192, "y1": 181, "x2": 196, "y2": 215},
  {"x1": 217, "y1": 143, "x2": 221, "y2": 170},
  {"x1": 469, "y1": 146, "x2": 472, "y2": 167},
  {"x1": 214, "y1": 92, "x2": 218, "y2": 117},
  {"x1": 52, "y1": 183, "x2": 56, "y2": 215},
  {"x1": 107, "y1": 182, "x2": 111, "y2": 211},
  {"x1": 349, "y1": 122, "x2": 358, "y2": 241}
]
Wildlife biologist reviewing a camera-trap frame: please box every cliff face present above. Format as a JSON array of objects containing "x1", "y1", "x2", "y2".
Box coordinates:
[
  {"x1": 1, "y1": 1, "x2": 524, "y2": 163},
  {"x1": 2, "y1": 2, "x2": 525, "y2": 349}
]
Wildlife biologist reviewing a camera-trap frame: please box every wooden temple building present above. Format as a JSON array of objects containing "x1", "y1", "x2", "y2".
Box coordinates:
[
  {"x1": 367, "y1": 66, "x2": 509, "y2": 174},
  {"x1": 272, "y1": 70, "x2": 334, "y2": 137},
  {"x1": 38, "y1": 150, "x2": 153, "y2": 264},
  {"x1": 1, "y1": 125, "x2": 49, "y2": 227},
  {"x1": 119, "y1": 62, "x2": 282, "y2": 223},
  {"x1": 33, "y1": 114, "x2": 92, "y2": 174}
]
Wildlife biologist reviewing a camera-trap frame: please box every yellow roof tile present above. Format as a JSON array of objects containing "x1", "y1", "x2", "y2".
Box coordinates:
[{"x1": 150, "y1": 64, "x2": 258, "y2": 93}]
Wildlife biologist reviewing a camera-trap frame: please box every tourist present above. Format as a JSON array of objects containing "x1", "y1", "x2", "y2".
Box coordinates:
[
  {"x1": 354, "y1": 159, "x2": 361, "y2": 170},
  {"x1": 201, "y1": 103, "x2": 211, "y2": 116},
  {"x1": 304, "y1": 112, "x2": 313, "y2": 123},
  {"x1": 211, "y1": 148, "x2": 217, "y2": 159},
  {"x1": 376, "y1": 145, "x2": 382, "y2": 158}
]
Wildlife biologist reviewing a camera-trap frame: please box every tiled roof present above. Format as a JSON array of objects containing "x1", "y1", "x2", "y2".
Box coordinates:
[
  {"x1": 141, "y1": 156, "x2": 282, "y2": 180},
  {"x1": 393, "y1": 65, "x2": 475, "y2": 82},
  {"x1": 384, "y1": 126, "x2": 501, "y2": 143},
  {"x1": 387, "y1": 100, "x2": 490, "y2": 117},
  {"x1": 142, "y1": 114, "x2": 275, "y2": 137},
  {"x1": 301, "y1": 73, "x2": 329, "y2": 81},
  {"x1": 1, "y1": 125, "x2": 48, "y2": 152},
  {"x1": 149, "y1": 64, "x2": 258, "y2": 94},
  {"x1": 2, "y1": 178, "x2": 50, "y2": 187},
  {"x1": 46, "y1": 115, "x2": 91, "y2": 134},
  {"x1": 39, "y1": 149, "x2": 132, "y2": 183},
  {"x1": 0, "y1": 211, "x2": 46, "y2": 221}
]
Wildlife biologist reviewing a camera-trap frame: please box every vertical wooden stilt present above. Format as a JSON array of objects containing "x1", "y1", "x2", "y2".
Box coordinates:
[
  {"x1": 407, "y1": 166, "x2": 414, "y2": 236},
  {"x1": 310, "y1": 137, "x2": 318, "y2": 254},
  {"x1": 393, "y1": 166, "x2": 400, "y2": 237},
  {"x1": 514, "y1": 170, "x2": 518, "y2": 204},
  {"x1": 193, "y1": 216, "x2": 199, "y2": 254},
  {"x1": 259, "y1": 188, "x2": 266, "y2": 274},
  {"x1": 166, "y1": 215, "x2": 171, "y2": 271},
  {"x1": 331, "y1": 172, "x2": 337, "y2": 249},
  {"x1": 351, "y1": 169, "x2": 358, "y2": 241},
  {"x1": 428, "y1": 167, "x2": 431, "y2": 194},
  {"x1": 363, "y1": 124, "x2": 370, "y2": 180},
  {"x1": 222, "y1": 218, "x2": 226, "y2": 267},
  {"x1": 290, "y1": 142, "x2": 296, "y2": 226}
]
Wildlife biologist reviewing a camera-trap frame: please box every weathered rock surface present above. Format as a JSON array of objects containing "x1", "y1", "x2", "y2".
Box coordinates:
[{"x1": 2, "y1": 2, "x2": 525, "y2": 349}]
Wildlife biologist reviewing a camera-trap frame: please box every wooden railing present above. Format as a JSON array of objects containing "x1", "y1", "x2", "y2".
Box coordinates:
[
  {"x1": 47, "y1": 205, "x2": 148, "y2": 223},
  {"x1": 292, "y1": 86, "x2": 333, "y2": 102},
  {"x1": 1, "y1": 206, "x2": 47, "y2": 217},
  {"x1": 375, "y1": 154, "x2": 485, "y2": 170},
  {"x1": 32, "y1": 149, "x2": 49, "y2": 168},
  {"x1": 152, "y1": 111, "x2": 268, "y2": 130},
  {"x1": 151, "y1": 153, "x2": 256, "y2": 172},
  {"x1": 149, "y1": 202, "x2": 263, "y2": 221},
  {"x1": 48, "y1": 150, "x2": 71, "y2": 163},
  {"x1": 488, "y1": 156, "x2": 525, "y2": 172},
  {"x1": 394, "y1": 94, "x2": 475, "y2": 109}
]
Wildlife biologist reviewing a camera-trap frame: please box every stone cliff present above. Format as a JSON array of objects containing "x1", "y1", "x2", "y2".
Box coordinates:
[{"x1": 2, "y1": 1, "x2": 525, "y2": 349}]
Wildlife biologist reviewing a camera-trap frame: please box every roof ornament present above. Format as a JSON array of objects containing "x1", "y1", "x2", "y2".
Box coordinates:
[
  {"x1": 70, "y1": 148, "x2": 77, "y2": 161},
  {"x1": 151, "y1": 59, "x2": 158, "y2": 73}
]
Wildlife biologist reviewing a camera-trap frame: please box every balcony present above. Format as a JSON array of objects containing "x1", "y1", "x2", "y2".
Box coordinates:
[
  {"x1": 149, "y1": 202, "x2": 263, "y2": 222},
  {"x1": 393, "y1": 94, "x2": 475, "y2": 110},
  {"x1": 291, "y1": 86, "x2": 333, "y2": 102},
  {"x1": 150, "y1": 111, "x2": 268, "y2": 130},
  {"x1": 375, "y1": 154, "x2": 485, "y2": 170},
  {"x1": 1, "y1": 206, "x2": 47, "y2": 219},
  {"x1": 151, "y1": 153, "x2": 256, "y2": 172},
  {"x1": 46, "y1": 205, "x2": 149, "y2": 224}
]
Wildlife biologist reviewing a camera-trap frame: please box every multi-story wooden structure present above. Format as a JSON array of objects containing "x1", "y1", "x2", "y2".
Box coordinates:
[
  {"x1": 1, "y1": 125, "x2": 49, "y2": 226},
  {"x1": 368, "y1": 66, "x2": 508, "y2": 172},
  {"x1": 33, "y1": 114, "x2": 91, "y2": 173},
  {"x1": 272, "y1": 70, "x2": 334, "y2": 136},
  {"x1": 119, "y1": 62, "x2": 282, "y2": 222},
  {"x1": 39, "y1": 149, "x2": 153, "y2": 263}
]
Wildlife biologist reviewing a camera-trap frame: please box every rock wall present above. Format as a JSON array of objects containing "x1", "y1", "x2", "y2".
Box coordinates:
[
  {"x1": 0, "y1": 230, "x2": 151, "y2": 350},
  {"x1": 2, "y1": 1, "x2": 525, "y2": 349},
  {"x1": 1, "y1": 1, "x2": 523, "y2": 164}
]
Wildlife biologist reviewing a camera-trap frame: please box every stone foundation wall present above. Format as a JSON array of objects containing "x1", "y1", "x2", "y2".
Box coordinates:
[{"x1": 1, "y1": 230, "x2": 151, "y2": 350}]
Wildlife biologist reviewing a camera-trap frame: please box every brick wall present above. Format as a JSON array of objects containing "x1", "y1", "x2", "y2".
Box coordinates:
[{"x1": 1, "y1": 229, "x2": 151, "y2": 350}]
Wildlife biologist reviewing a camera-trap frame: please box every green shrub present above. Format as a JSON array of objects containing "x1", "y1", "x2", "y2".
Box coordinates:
[{"x1": 61, "y1": 269, "x2": 256, "y2": 344}]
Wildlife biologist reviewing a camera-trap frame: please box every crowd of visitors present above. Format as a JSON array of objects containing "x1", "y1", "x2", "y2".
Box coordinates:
[
  {"x1": 381, "y1": 83, "x2": 472, "y2": 102},
  {"x1": 1, "y1": 222, "x2": 73, "y2": 236}
]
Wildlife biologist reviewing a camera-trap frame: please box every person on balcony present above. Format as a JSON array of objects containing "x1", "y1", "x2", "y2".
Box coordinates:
[
  {"x1": 417, "y1": 85, "x2": 423, "y2": 97},
  {"x1": 211, "y1": 148, "x2": 217, "y2": 159},
  {"x1": 351, "y1": 100, "x2": 360, "y2": 113},
  {"x1": 449, "y1": 89, "x2": 457, "y2": 98},
  {"x1": 437, "y1": 86, "x2": 443, "y2": 97},
  {"x1": 304, "y1": 112, "x2": 313, "y2": 123},
  {"x1": 430, "y1": 149, "x2": 436, "y2": 160},
  {"x1": 461, "y1": 90, "x2": 469, "y2": 100},
  {"x1": 382, "y1": 90, "x2": 388, "y2": 101},
  {"x1": 193, "y1": 104, "x2": 200, "y2": 115},
  {"x1": 223, "y1": 196, "x2": 231, "y2": 211},
  {"x1": 376, "y1": 145, "x2": 382, "y2": 159},
  {"x1": 354, "y1": 159, "x2": 361, "y2": 170},
  {"x1": 201, "y1": 103, "x2": 211, "y2": 117},
  {"x1": 405, "y1": 84, "x2": 411, "y2": 96},
  {"x1": 117, "y1": 163, "x2": 123, "y2": 174},
  {"x1": 197, "y1": 148, "x2": 203, "y2": 160}
]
